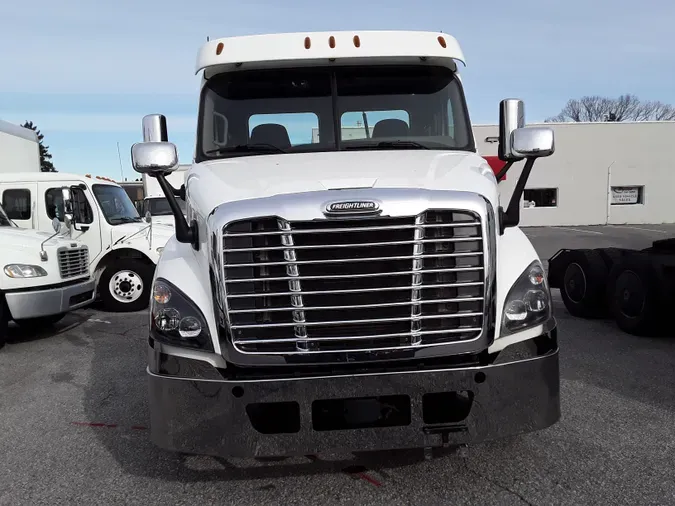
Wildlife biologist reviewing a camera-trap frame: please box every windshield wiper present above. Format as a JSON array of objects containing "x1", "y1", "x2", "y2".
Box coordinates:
[
  {"x1": 110, "y1": 216, "x2": 142, "y2": 224},
  {"x1": 205, "y1": 143, "x2": 287, "y2": 156},
  {"x1": 345, "y1": 140, "x2": 431, "y2": 150}
]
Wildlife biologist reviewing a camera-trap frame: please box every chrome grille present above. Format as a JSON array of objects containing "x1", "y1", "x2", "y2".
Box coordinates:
[
  {"x1": 57, "y1": 247, "x2": 89, "y2": 279},
  {"x1": 222, "y1": 210, "x2": 485, "y2": 354}
]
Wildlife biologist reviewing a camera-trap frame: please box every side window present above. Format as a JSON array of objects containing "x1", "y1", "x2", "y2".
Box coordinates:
[
  {"x1": 340, "y1": 110, "x2": 410, "y2": 140},
  {"x1": 248, "y1": 112, "x2": 319, "y2": 147},
  {"x1": 45, "y1": 187, "x2": 94, "y2": 224},
  {"x1": 45, "y1": 188, "x2": 65, "y2": 220},
  {"x1": 2, "y1": 189, "x2": 31, "y2": 220},
  {"x1": 72, "y1": 188, "x2": 94, "y2": 224}
]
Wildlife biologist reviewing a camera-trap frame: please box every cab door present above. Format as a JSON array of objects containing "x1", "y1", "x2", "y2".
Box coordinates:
[
  {"x1": 38, "y1": 181, "x2": 104, "y2": 265},
  {"x1": 0, "y1": 183, "x2": 39, "y2": 229}
]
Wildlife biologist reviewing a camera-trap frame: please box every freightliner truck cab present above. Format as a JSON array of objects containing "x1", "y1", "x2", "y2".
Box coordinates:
[{"x1": 132, "y1": 30, "x2": 560, "y2": 458}]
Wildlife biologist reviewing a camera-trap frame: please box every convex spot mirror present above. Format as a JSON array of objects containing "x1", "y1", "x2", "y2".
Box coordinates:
[
  {"x1": 131, "y1": 142, "x2": 179, "y2": 175},
  {"x1": 511, "y1": 127, "x2": 555, "y2": 158},
  {"x1": 51, "y1": 217, "x2": 61, "y2": 233}
]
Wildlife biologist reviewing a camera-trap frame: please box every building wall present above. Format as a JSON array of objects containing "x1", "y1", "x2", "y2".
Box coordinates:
[{"x1": 473, "y1": 121, "x2": 675, "y2": 226}]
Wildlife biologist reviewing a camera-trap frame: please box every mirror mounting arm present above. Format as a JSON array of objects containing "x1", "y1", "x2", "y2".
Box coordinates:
[
  {"x1": 494, "y1": 161, "x2": 513, "y2": 182},
  {"x1": 155, "y1": 173, "x2": 199, "y2": 250},
  {"x1": 500, "y1": 157, "x2": 536, "y2": 234}
]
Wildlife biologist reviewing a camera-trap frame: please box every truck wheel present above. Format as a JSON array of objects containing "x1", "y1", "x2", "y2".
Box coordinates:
[
  {"x1": 0, "y1": 295, "x2": 8, "y2": 350},
  {"x1": 100, "y1": 259, "x2": 154, "y2": 313},
  {"x1": 13, "y1": 313, "x2": 66, "y2": 330},
  {"x1": 559, "y1": 249, "x2": 609, "y2": 318},
  {"x1": 606, "y1": 256, "x2": 665, "y2": 337}
]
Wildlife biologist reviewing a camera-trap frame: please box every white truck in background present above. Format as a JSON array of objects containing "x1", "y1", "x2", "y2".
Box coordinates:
[
  {"x1": 0, "y1": 119, "x2": 41, "y2": 173},
  {"x1": 133, "y1": 30, "x2": 560, "y2": 459},
  {"x1": 0, "y1": 173, "x2": 174, "y2": 312},
  {"x1": 0, "y1": 199, "x2": 95, "y2": 348},
  {"x1": 142, "y1": 165, "x2": 188, "y2": 226}
]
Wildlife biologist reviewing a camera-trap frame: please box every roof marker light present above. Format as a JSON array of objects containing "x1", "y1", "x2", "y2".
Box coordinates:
[
  {"x1": 304, "y1": 37, "x2": 311, "y2": 49},
  {"x1": 353, "y1": 35, "x2": 361, "y2": 48},
  {"x1": 329, "y1": 36, "x2": 335, "y2": 49},
  {"x1": 216, "y1": 42, "x2": 224, "y2": 55},
  {"x1": 438, "y1": 36, "x2": 447, "y2": 48}
]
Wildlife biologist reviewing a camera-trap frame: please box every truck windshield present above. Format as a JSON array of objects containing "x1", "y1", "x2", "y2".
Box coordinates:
[
  {"x1": 146, "y1": 197, "x2": 186, "y2": 216},
  {"x1": 92, "y1": 184, "x2": 142, "y2": 225},
  {"x1": 0, "y1": 204, "x2": 13, "y2": 227},
  {"x1": 197, "y1": 64, "x2": 474, "y2": 161}
]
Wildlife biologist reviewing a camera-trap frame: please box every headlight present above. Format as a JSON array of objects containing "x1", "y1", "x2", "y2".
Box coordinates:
[
  {"x1": 4, "y1": 264, "x2": 48, "y2": 278},
  {"x1": 500, "y1": 260, "x2": 551, "y2": 336},
  {"x1": 150, "y1": 278, "x2": 212, "y2": 351}
]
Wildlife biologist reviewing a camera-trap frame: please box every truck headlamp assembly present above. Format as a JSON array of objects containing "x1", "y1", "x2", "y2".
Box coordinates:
[
  {"x1": 150, "y1": 278, "x2": 213, "y2": 351},
  {"x1": 4, "y1": 264, "x2": 48, "y2": 278},
  {"x1": 500, "y1": 260, "x2": 551, "y2": 336}
]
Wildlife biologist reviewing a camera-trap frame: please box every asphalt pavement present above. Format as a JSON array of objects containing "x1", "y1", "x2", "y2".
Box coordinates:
[{"x1": 0, "y1": 225, "x2": 673, "y2": 506}]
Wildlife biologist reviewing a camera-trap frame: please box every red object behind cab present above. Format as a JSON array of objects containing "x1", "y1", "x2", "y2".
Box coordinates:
[{"x1": 483, "y1": 156, "x2": 507, "y2": 181}]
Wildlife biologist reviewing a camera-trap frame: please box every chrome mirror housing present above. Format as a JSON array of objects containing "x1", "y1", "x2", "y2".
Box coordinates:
[
  {"x1": 131, "y1": 142, "x2": 179, "y2": 175},
  {"x1": 511, "y1": 127, "x2": 555, "y2": 158},
  {"x1": 498, "y1": 99, "x2": 526, "y2": 161}
]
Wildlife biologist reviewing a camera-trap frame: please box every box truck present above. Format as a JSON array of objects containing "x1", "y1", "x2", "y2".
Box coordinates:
[
  {"x1": 0, "y1": 173, "x2": 174, "y2": 312},
  {"x1": 0, "y1": 120, "x2": 41, "y2": 174}
]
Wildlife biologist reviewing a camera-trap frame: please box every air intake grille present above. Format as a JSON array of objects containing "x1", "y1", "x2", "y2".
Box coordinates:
[
  {"x1": 222, "y1": 210, "x2": 485, "y2": 354},
  {"x1": 58, "y1": 247, "x2": 89, "y2": 279}
]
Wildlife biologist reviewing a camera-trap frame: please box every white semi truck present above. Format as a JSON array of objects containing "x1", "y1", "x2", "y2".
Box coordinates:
[
  {"x1": 0, "y1": 198, "x2": 95, "y2": 348},
  {"x1": 142, "y1": 165, "x2": 188, "y2": 226},
  {"x1": 0, "y1": 173, "x2": 174, "y2": 312},
  {"x1": 132, "y1": 30, "x2": 560, "y2": 458}
]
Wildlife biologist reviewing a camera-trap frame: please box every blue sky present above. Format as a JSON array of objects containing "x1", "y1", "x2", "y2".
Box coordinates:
[{"x1": 1, "y1": 0, "x2": 674, "y2": 179}]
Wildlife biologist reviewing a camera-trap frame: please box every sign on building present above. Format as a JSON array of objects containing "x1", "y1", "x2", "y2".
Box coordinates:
[{"x1": 610, "y1": 186, "x2": 643, "y2": 205}]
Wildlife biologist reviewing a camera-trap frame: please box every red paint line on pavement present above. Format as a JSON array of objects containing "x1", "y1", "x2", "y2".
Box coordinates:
[
  {"x1": 356, "y1": 472, "x2": 382, "y2": 487},
  {"x1": 131, "y1": 425, "x2": 148, "y2": 430}
]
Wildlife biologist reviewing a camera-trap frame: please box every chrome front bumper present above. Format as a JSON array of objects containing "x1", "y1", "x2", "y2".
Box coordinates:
[
  {"x1": 147, "y1": 334, "x2": 560, "y2": 458},
  {"x1": 5, "y1": 278, "x2": 96, "y2": 320}
]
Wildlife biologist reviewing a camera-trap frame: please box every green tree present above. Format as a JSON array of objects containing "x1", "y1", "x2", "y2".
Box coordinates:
[{"x1": 21, "y1": 121, "x2": 56, "y2": 172}]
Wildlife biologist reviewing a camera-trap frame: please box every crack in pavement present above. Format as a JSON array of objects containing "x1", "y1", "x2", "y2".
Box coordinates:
[{"x1": 464, "y1": 459, "x2": 535, "y2": 506}]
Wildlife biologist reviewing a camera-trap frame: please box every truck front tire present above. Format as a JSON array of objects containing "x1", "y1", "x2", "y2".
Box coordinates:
[
  {"x1": 559, "y1": 249, "x2": 609, "y2": 318},
  {"x1": 99, "y1": 259, "x2": 154, "y2": 313}
]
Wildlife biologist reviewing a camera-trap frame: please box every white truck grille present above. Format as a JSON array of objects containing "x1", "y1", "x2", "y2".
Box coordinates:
[
  {"x1": 222, "y1": 210, "x2": 485, "y2": 355},
  {"x1": 58, "y1": 247, "x2": 89, "y2": 279}
]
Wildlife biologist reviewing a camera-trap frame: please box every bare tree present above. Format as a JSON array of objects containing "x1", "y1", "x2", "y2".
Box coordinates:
[{"x1": 545, "y1": 94, "x2": 675, "y2": 123}]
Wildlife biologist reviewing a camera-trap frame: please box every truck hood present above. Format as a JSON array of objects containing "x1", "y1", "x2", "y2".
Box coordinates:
[
  {"x1": 193, "y1": 150, "x2": 499, "y2": 211},
  {"x1": 110, "y1": 221, "x2": 175, "y2": 248},
  {"x1": 0, "y1": 226, "x2": 71, "y2": 251}
]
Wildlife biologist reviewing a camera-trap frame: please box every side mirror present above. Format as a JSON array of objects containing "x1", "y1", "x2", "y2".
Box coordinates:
[
  {"x1": 145, "y1": 210, "x2": 152, "y2": 223},
  {"x1": 511, "y1": 127, "x2": 555, "y2": 158},
  {"x1": 131, "y1": 142, "x2": 179, "y2": 175},
  {"x1": 498, "y1": 99, "x2": 525, "y2": 161},
  {"x1": 61, "y1": 187, "x2": 74, "y2": 224},
  {"x1": 142, "y1": 114, "x2": 168, "y2": 143},
  {"x1": 51, "y1": 217, "x2": 61, "y2": 233}
]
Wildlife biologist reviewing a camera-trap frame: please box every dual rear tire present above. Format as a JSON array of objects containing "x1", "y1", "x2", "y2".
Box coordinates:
[{"x1": 557, "y1": 249, "x2": 667, "y2": 336}]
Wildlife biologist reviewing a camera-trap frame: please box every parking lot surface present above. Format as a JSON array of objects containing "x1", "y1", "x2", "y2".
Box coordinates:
[{"x1": 1, "y1": 226, "x2": 674, "y2": 506}]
